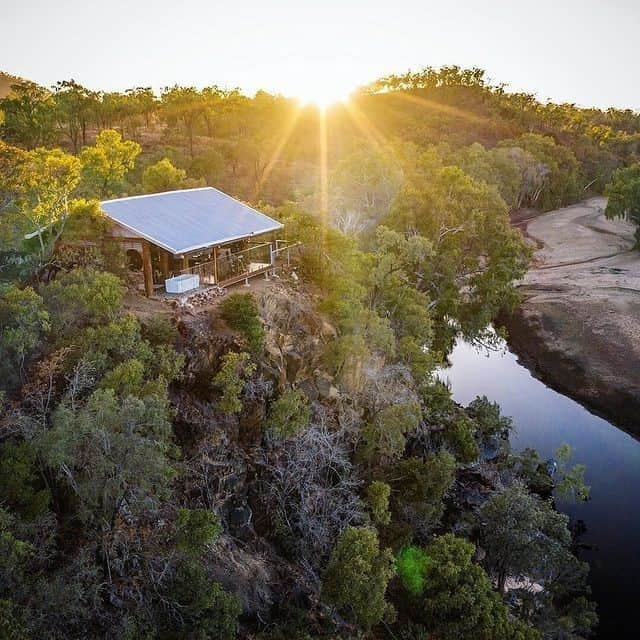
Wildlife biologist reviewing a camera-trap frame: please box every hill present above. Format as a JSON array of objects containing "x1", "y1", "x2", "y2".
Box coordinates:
[{"x1": 0, "y1": 71, "x2": 26, "y2": 98}]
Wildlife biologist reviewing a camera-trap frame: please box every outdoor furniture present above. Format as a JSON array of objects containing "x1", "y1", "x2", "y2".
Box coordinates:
[{"x1": 165, "y1": 273, "x2": 200, "y2": 293}]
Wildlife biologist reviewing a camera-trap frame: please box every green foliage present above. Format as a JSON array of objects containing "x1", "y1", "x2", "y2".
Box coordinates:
[
  {"x1": 554, "y1": 443, "x2": 590, "y2": 502},
  {"x1": 605, "y1": 162, "x2": 640, "y2": 244},
  {"x1": 77, "y1": 313, "x2": 184, "y2": 383},
  {"x1": 219, "y1": 293, "x2": 265, "y2": 353},
  {"x1": 509, "y1": 448, "x2": 555, "y2": 496},
  {"x1": 175, "y1": 508, "x2": 222, "y2": 556},
  {"x1": 268, "y1": 388, "x2": 311, "y2": 439},
  {"x1": 0, "y1": 283, "x2": 49, "y2": 386},
  {"x1": 79, "y1": 128, "x2": 141, "y2": 197},
  {"x1": 99, "y1": 358, "x2": 146, "y2": 396},
  {"x1": 42, "y1": 267, "x2": 124, "y2": 339},
  {"x1": 322, "y1": 526, "x2": 395, "y2": 629},
  {"x1": 387, "y1": 159, "x2": 530, "y2": 353},
  {"x1": 360, "y1": 402, "x2": 421, "y2": 464},
  {"x1": 466, "y1": 395, "x2": 513, "y2": 438},
  {"x1": 141, "y1": 314, "x2": 178, "y2": 346},
  {"x1": 40, "y1": 387, "x2": 174, "y2": 529},
  {"x1": 142, "y1": 157, "x2": 191, "y2": 193},
  {"x1": 0, "y1": 598, "x2": 30, "y2": 640},
  {"x1": 0, "y1": 441, "x2": 50, "y2": 519},
  {"x1": 170, "y1": 561, "x2": 242, "y2": 640},
  {"x1": 365, "y1": 480, "x2": 391, "y2": 526},
  {"x1": 498, "y1": 133, "x2": 582, "y2": 210},
  {"x1": 418, "y1": 534, "x2": 539, "y2": 640},
  {"x1": 442, "y1": 413, "x2": 480, "y2": 464},
  {"x1": 395, "y1": 545, "x2": 432, "y2": 596},
  {"x1": 212, "y1": 351, "x2": 256, "y2": 414},
  {"x1": 479, "y1": 481, "x2": 572, "y2": 593},
  {"x1": 391, "y1": 450, "x2": 456, "y2": 528},
  {"x1": 0, "y1": 80, "x2": 57, "y2": 148},
  {"x1": 0, "y1": 145, "x2": 81, "y2": 262},
  {"x1": 449, "y1": 142, "x2": 523, "y2": 209}
]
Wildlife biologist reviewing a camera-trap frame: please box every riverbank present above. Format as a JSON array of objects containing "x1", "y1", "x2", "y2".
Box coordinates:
[{"x1": 504, "y1": 197, "x2": 640, "y2": 436}]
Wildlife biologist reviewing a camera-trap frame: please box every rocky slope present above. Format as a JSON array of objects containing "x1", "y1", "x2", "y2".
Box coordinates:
[{"x1": 505, "y1": 198, "x2": 640, "y2": 434}]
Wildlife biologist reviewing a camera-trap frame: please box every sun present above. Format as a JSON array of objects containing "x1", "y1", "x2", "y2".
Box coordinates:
[{"x1": 293, "y1": 79, "x2": 353, "y2": 109}]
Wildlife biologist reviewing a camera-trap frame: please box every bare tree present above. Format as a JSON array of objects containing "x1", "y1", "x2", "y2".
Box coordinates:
[{"x1": 261, "y1": 410, "x2": 363, "y2": 566}]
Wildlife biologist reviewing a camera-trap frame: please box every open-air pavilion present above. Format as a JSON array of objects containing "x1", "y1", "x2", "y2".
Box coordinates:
[{"x1": 100, "y1": 187, "x2": 285, "y2": 296}]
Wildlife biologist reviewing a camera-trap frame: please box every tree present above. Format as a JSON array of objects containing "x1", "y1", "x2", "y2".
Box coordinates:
[
  {"x1": 212, "y1": 351, "x2": 256, "y2": 414},
  {"x1": 219, "y1": 293, "x2": 265, "y2": 353},
  {"x1": 466, "y1": 395, "x2": 513, "y2": 438},
  {"x1": 174, "y1": 508, "x2": 222, "y2": 556},
  {"x1": 388, "y1": 159, "x2": 530, "y2": 353},
  {"x1": 449, "y1": 142, "x2": 522, "y2": 210},
  {"x1": 329, "y1": 147, "x2": 403, "y2": 233},
  {"x1": 498, "y1": 134, "x2": 582, "y2": 210},
  {"x1": 417, "y1": 534, "x2": 539, "y2": 640},
  {"x1": 1, "y1": 146, "x2": 81, "y2": 263},
  {"x1": 554, "y1": 443, "x2": 590, "y2": 502},
  {"x1": 360, "y1": 401, "x2": 421, "y2": 464},
  {"x1": 267, "y1": 388, "x2": 311, "y2": 438},
  {"x1": 0, "y1": 284, "x2": 49, "y2": 385},
  {"x1": 322, "y1": 526, "x2": 395, "y2": 629},
  {"x1": 141, "y1": 157, "x2": 188, "y2": 193},
  {"x1": 365, "y1": 480, "x2": 391, "y2": 525},
  {"x1": 42, "y1": 268, "x2": 124, "y2": 339},
  {"x1": 169, "y1": 562, "x2": 241, "y2": 639},
  {"x1": 479, "y1": 481, "x2": 573, "y2": 594},
  {"x1": 160, "y1": 86, "x2": 206, "y2": 157},
  {"x1": 0, "y1": 81, "x2": 57, "y2": 148},
  {"x1": 39, "y1": 387, "x2": 174, "y2": 532},
  {"x1": 390, "y1": 451, "x2": 456, "y2": 531},
  {"x1": 53, "y1": 79, "x2": 97, "y2": 152},
  {"x1": 79, "y1": 129, "x2": 141, "y2": 198},
  {"x1": 604, "y1": 162, "x2": 640, "y2": 245}
]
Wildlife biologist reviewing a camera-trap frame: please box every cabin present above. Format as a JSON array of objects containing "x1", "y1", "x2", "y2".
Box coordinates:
[{"x1": 100, "y1": 187, "x2": 285, "y2": 297}]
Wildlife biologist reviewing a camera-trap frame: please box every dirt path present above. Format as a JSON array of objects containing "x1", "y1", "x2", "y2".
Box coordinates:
[{"x1": 504, "y1": 197, "x2": 640, "y2": 434}]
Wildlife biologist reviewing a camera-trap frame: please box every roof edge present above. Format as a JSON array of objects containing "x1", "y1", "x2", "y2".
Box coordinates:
[{"x1": 100, "y1": 186, "x2": 213, "y2": 205}]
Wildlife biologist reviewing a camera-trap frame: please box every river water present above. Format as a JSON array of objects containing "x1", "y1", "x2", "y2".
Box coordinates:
[{"x1": 438, "y1": 338, "x2": 640, "y2": 639}]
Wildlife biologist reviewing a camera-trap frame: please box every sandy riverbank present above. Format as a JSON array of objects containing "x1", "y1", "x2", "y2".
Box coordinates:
[{"x1": 503, "y1": 197, "x2": 640, "y2": 435}]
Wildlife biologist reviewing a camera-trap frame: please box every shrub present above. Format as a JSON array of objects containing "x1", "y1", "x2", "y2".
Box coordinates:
[
  {"x1": 42, "y1": 267, "x2": 124, "y2": 339},
  {"x1": 442, "y1": 414, "x2": 479, "y2": 464},
  {"x1": 360, "y1": 402, "x2": 421, "y2": 464},
  {"x1": 365, "y1": 480, "x2": 391, "y2": 526},
  {"x1": 322, "y1": 526, "x2": 395, "y2": 629},
  {"x1": 396, "y1": 545, "x2": 432, "y2": 596},
  {"x1": 0, "y1": 283, "x2": 49, "y2": 386},
  {"x1": 213, "y1": 351, "x2": 256, "y2": 414},
  {"x1": 466, "y1": 395, "x2": 512, "y2": 438},
  {"x1": 141, "y1": 314, "x2": 178, "y2": 346},
  {"x1": 0, "y1": 441, "x2": 51, "y2": 519},
  {"x1": 175, "y1": 508, "x2": 222, "y2": 556},
  {"x1": 267, "y1": 388, "x2": 311, "y2": 439},
  {"x1": 219, "y1": 293, "x2": 265, "y2": 352},
  {"x1": 171, "y1": 561, "x2": 242, "y2": 640}
]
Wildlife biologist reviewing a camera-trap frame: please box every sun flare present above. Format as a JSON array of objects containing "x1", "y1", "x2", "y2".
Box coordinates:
[{"x1": 293, "y1": 79, "x2": 353, "y2": 109}]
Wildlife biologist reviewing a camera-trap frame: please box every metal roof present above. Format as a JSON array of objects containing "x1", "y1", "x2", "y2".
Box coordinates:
[{"x1": 100, "y1": 187, "x2": 283, "y2": 255}]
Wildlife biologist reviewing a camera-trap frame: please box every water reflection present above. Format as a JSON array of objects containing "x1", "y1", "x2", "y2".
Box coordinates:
[{"x1": 438, "y1": 338, "x2": 640, "y2": 639}]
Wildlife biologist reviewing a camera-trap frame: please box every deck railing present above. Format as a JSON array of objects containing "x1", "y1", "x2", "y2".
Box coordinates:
[
  {"x1": 216, "y1": 242, "x2": 272, "y2": 283},
  {"x1": 271, "y1": 240, "x2": 302, "y2": 269},
  {"x1": 178, "y1": 242, "x2": 274, "y2": 286}
]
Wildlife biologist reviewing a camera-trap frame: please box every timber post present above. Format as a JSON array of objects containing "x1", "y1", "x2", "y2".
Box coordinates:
[
  {"x1": 141, "y1": 241, "x2": 154, "y2": 298},
  {"x1": 160, "y1": 250, "x2": 170, "y2": 279}
]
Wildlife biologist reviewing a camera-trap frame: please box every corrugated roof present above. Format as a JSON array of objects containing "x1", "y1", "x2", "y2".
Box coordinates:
[{"x1": 100, "y1": 187, "x2": 283, "y2": 255}]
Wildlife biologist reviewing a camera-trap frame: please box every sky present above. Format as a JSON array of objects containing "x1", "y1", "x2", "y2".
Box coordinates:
[{"x1": 1, "y1": 0, "x2": 639, "y2": 109}]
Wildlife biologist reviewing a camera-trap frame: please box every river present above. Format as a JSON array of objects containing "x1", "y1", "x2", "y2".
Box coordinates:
[{"x1": 438, "y1": 338, "x2": 640, "y2": 639}]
